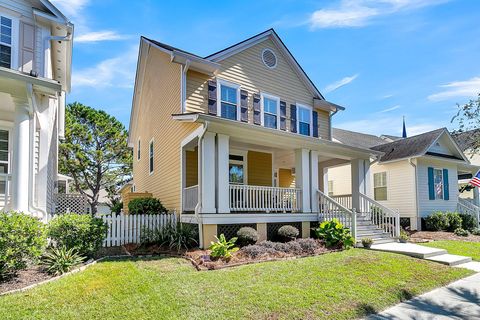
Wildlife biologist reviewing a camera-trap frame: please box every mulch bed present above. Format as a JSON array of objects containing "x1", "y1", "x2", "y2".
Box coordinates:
[
  {"x1": 0, "y1": 266, "x2": 53, "y2": 294},
  {"x1": 409, "y1": 231, "x2": 480, "y2": 243}
]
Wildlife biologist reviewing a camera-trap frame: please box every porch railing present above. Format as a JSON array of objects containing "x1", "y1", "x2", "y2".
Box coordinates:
[
  {"x1": 229, "y1": 184, "x2": 301, "y2": 212},
  {"x1": 0, "y1": 173, "x2": 11, "y2": 211},
  {"x1": 331, "y1": 194, "x2": 352, "y2": 210},
  {"x1": 318, "y1": 189, "x2": 356, "y2": 239},
  {"x1": 359, "y1": 193, "x2": 400, "y2": 238},
  {"x1": 457, "y1": 198, "x2": 480, "y2": 225},
  {"x1": 183, "y1": 185, "x2": 198, "y2": 212}
]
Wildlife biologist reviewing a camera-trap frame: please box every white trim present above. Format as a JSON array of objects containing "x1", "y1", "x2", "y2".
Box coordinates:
[
  {"x1": 0, "y1": 126, "x2": 11, "y2": 174},
  {"x1": 229, "y1": 149, "x2": 248, "y2": 184},
  {"x1": 260, "y1": 92, "x2": 280, "y2": 130},
  {"x1": 261, "y1": 48, "x2": 277, "y2": 69},
  {"x1": 0, "y1": 12, "x2": 19, "y2": 70},
  {"x1": 433, "y1": 167, "x2": 444, "y2": 200},
  {"x1": 296, "y1": 103, "x2": 313, "y2": 137},
  {"x1": 148, "y1": 138, "x2": 154, "y2": 175},
  {"x1": 217, "y1": 78, "x2": 241, "y2": 121},
  {"x1": 182, "y1": 213, "x2": 318, "y2": 224}
]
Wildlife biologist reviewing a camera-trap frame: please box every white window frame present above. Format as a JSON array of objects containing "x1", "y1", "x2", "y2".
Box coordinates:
[
  {"x1": 433, "y1": 168, "x2": 444, "y2": 200},
  {"x1": 149, "y1": 138, "x2": 154, "y2": 175},
  {"x1": 296, "y1": 103, "x2": 313, "y2": 136},
  {"x1": 217, "y1": 78, "x2": 241, "y2": 121},
  {"x1": 229, "y1": 149, "x2": 247, "y2": 185},
  {"x1": 0, "y1": 12, "x2": 19, "y2": 70},
  {"x1": 137, "y1": 138, "x2": 141, "y2": 161},
  {"x1": 260, "y1": 92, "x2": 280, "y2": 130},
  {"x1": 0, "y1": 126, "x2": 11, "y2": 174},
  {"x1": 373, "y1": 172, "x2": 388, "y2": 201}
]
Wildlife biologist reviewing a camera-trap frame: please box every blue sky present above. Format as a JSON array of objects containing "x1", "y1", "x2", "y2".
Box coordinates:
[{"x1": 51, "y1": 0, "x2": 480, "y2": 137}]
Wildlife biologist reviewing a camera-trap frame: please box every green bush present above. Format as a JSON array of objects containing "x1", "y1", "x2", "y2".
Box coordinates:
[
  {"x1": 315, "y1": 219, "x2": 355, "y2": 249},
  {"x1": 361, "y1": 238, "x2": 373, "y2": 248},
  {"x1": 41, "y1": 247, "x2": 84, "y2": 276},
  {"x1": 140, "y1": 222, "x2": 198, "y2": 252},
  {"x1": 446, "y1": 212, "x2": 462, "y2": 232},
  {"x1": 209, "y1": 234, "x2": 239, "y2": 260},
  {"x1": 0, "y1": 211, "x2": 46, "y2": 279},
  {"x1": 128, "y1": 198, "x2": 167, "y2": 215},
  {"x1": 236, "y1": 227, "x2": 258, "y2": 247},
  {"x1": 399, "y1": 229, "x2": 409, "y2": 243},
  {"x1": 47, "y1": 214, "x2": 107, "y2": 257},
  {"x1": 471, "y1": 228, "x2": 480, "y2": 236},
  {"x1": 111, "y1": 201, "x2": 123, "y2": 215},
  {"x1": 425, "y1": 212, "x2": 449, "y2": 231},
  {"x1": 277, "y1": 225, "x2": 299, "y2": 241},
  {"x1": 454, "y1": 228, "x2": 469, "y2": 237},
  {"x1": 459, "y1": 213, "x2": 477, "y2": 231}
]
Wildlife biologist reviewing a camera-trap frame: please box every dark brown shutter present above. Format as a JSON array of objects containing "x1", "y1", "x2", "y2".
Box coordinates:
[
  {"x1": 253, "y1": 93, "x2": 261, "y2": 125},
  {"x1": 240, "y1": 90, "x2": 248, "y2": 122},
  {"x1": 290, "y1": 104, "x2": 297, "y2": 133},
  {"x1": 312, "y1": 111, "x2": 319, "y2": 138},
  {"x1": 280, "y1": 101, "x2": 287, "y2": 131},
  {"x1": 207, "y1": 80, "x2": 217, "y2": 115}
]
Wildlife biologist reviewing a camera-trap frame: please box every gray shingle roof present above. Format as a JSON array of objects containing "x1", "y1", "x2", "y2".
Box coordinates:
[
  {"x1": 453, "y1": 128, "x2": 480, "y2": 151},
  {"x1": 332, "y1": 128, "x2": 388, "y2": 149}
]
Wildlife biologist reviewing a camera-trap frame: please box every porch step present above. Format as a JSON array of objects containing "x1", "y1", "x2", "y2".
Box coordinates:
[
  {"x1": 425, "y1": 254, "x2": 472, "y2": 266},
  {"x1": 370, "y1": 243, "x2": 448, "y2": 259}
]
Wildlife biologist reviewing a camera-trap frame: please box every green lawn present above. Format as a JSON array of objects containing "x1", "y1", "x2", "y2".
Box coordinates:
[
  {"x1": 422, "y1": 240, "x2": 480, "y2": 261},
  {"x1": 0, "y1": 250, "x2": 472, "y2": 320}
]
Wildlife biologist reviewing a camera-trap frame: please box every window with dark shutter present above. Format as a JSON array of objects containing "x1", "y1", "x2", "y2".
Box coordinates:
[
  {"x1": 207, "y1": 80, "x2": 217, "y2": 115},
  {"x1": 280, "y1": 101, "x2": 286, "y2": 131},
  {"x1": 240, "y1": 90, "x2": 248, "y2": 122},
  {"x1": 312, "y1": 111, "x2": 319, "y2": 138},
  {"x1": 253, "y1": 94, "x2": 261, "y2": 125},
  {"x1": 290, "y1": 104, "x2": 297, "y2": 133}
]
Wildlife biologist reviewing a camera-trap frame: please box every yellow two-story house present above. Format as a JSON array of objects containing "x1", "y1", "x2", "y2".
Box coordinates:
[{"x1": 128, "y1": 29, "x2": 400, "y2": 247}]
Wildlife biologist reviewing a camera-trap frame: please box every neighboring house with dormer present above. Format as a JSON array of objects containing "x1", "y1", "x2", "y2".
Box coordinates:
[
  {"x1": 128, "y1": 29, "x2": 409, "y2": 247},
  {"x1": 0, "y1": 0, "x2": 72, "y2": 220},
  {"x1": 329, "y1": 128, "x2": 479, "y2": 230}
]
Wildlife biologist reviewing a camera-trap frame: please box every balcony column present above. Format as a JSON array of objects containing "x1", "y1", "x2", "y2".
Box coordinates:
[
  {"x1": 11, "y1": 104, "x2": 31, "y2": 212},
  {"x1": 295, "y1": 149, "x2": 311, "y2": 212},
  {"x1": 351, "y1": 158, "x2": 371, "y2": 212},
  {"x1": 310, "y1": 151, "x2": 319, "y2": 213},
  {"x1": 217, "y1": 134, "x2": 230, "y2": 213},
  {"x1": 200, "y1": 132, "x2": 216, "y2": 213}
]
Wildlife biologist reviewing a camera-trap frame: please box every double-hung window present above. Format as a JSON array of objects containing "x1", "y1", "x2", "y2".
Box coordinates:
[
  {"x1": 373, "y1": 172, "x2": 387, "y2": 201},
  {"x1": 229, "y1": 153, "x2": 246, "y2": 184},
  {"x1": 149, "y1": 139, "x2": 154, "y2": 174},
  {"x1": 297, "y1": 105, "x2": 311, "y2": 136},
  {"x1": 262, "y1": 94, "x2": 279, "y2": 129},
  {"x1": 220, "y1": 82, "x2": 238, "y2": 120},
  {"x1": 0, "y1": 16, "x2": 12, "y2": 69},
  {"x1": 0, "y1": 129, "x2": 9, "y2": 198},
  {"x1": 433, "y1": 168, "x2": 443, "y2": 200}
]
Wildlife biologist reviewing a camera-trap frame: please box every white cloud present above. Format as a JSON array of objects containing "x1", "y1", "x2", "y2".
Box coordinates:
[
  {"x1": 336, "y1": 116, "x2": 437, "y2": 136},
  {"x1": 72, "y1": 46, "x2": 138, "y2": 89},
  {"x1": 75, "y1": 31, "x2": 129, "y2": 43},
  {"x1": 324, "y1": 74, "x2": 359, "y2": 93},
  {"x1": 427, "y1": 77, "x2": 480, "y2": 101},
  {"x1": 309, "y1": 0, "x2": 448, "y2": 29},
  {"x1": 379, "y1": 105, "x2": 401, "y2": 113},
  {"x1": 50, "y1": 0, "x2": 89, "y2": 19}
]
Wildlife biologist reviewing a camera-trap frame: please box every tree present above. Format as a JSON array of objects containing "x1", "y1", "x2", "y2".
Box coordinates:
[
  {"x1": 59, "y1": 102, "x2": 132, "y2": 215},
  {"x1": 452, "y1": 93, "x2": 480, "y2": 154}
]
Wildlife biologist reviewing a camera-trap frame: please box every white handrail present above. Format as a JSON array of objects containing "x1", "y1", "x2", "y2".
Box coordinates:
[
  {"x1": 183, "y1": 185, "x2": 199, "y2": 212},
  {"x1": 229, "y1": 184, "x2": 301, "y2": 212},
  {"x1": 359, "y1": 193, "x2": 400, "y2": 238},
  {"x1": 318, "y1": 189, "x2": 356, "y2": 240},
  {"x1": 457, "y1": 198, "x2": 480, "y2": 225}
]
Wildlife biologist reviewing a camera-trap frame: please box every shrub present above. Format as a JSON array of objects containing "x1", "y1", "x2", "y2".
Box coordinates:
[
  {"x1": 241, "y1": 245, "x2": 276, "y2": 258},
  {"x1": 111, "y1": 201, "x2": 123, "y2": 215},
  {"x1": 277, "y1": 225, "x2": 299, "y2": 241},
  {"x1": 128, "y1": 197, "x2": 167, "y2": 215},
  {"x1": 446, "y1": 212, "x2": 462, "y2": 232},
  {"x1": 361, "y1": 238, "x2": 373, "y2": 248},
  {"x1": 41, "y1": 247, "x2": 84, "y2": 276},
  {"x1": 295, "y1": 238, "x2": 318, "y2": 254},
  {"x1": 459, "y1": 213, "x2": 477, "y2": 231},
  {"x1": 425, "y1": 212, "x2": 449, "y2": 231},
  {"x1": 315, "y1": 219, "x2": 355, "y2": 249},
  {"x1": 399, "y1": 229, "x2": 409, "y2": 243},
  {"x1": 47, "y1": 214, "x2": 107, "y2": 257},
  {"x1": 0, "y1": 211, "x2": 46, "y2": 279},
  {"x1": 140, "y1": 222, "x2": 198, "y2": 252},
  {"x1": 471, "y1": 228, "x2": 480, "y2": 236},
  {"x1": 236, "y1": 227, "x2": 258, "y2": 247},
  {"x1": 454, "y1": 228, "x2": 469, "y2": 237},
  {"x1": 209, "y1": 234, "x2": 239, "y2": 260}
]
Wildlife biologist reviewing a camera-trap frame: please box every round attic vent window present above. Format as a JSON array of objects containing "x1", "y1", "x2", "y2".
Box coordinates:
[{"x1": 262, "y1": 48, "x2": 277, "y2": 69}]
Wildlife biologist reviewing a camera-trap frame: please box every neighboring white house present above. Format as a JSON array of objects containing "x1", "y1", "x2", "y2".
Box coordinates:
[
  {"x1": 0, "y1": 0, "x2": 73, "y2": 220},
  {"x1": 328, "y1": 128, "x2": 479, "y2": 230},
  {"x1": 454, "y1": 129, "x2": 480, "y2": 202}
]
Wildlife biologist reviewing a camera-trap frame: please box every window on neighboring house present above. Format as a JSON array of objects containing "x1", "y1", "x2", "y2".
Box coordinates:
[
  {"x1": 374, "y1": 172, "x2": 387, "y2": 201},
  {"x1": 220, "y1": 84, "x2": 238, "y2": 120},
  {"x1": 297, "y1": 106, "x2": 311, "y2": 136},
  {"x1": 229, "y1": 154, "x2": 245, "y2": 184},
  {"x1": 262, "y1": 95, "x2": 278, "y2": 129},
  {"x1": 434, "y1": 168, "x2": 443, "y2": 200},
  {"x1": 137, "y1": 139, "x2": 141, "y2": 160},
  {"x1": 328, "y1": 180, "x2": 334, "y2": 196},
  {"x1": 0, "y1": 16, "x2": 12, "y2": 69},
  {"x1": 0, "y1": 129, "x2": 9, "y2": 197},
  {"x1": 149, "y1": 140, "x2": 154, "y2": 174}
]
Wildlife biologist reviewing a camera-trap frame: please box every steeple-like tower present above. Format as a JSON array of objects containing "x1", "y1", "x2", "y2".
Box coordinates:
[{"x1": 402, "y1": 116, "x2": 407, "y2": 138}]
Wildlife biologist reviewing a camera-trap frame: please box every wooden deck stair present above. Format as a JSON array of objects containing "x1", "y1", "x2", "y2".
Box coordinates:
[{"x1": 356, "y1": 213, "x2": 396, "y2": 245}]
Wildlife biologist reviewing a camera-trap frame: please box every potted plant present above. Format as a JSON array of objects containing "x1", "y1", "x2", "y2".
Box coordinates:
[
  {"x1": 361, "y1": 238, "x2": 373, "y2": 249},
  {"x1": 399, "y1": 229, "x2": 409, "y2": 243}
]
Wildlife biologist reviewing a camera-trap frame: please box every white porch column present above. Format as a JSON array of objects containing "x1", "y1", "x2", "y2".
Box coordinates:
[
  {"x1": 217, "y1": 134, "x2": 230, "y2": 213},
  {"x1": 295, "y1": 149, "x2": 311, "y2": 212},
  {"x1": 351, "y1": 159, "x2": 371, "y2": 212},
  {"x1": 473, "y1": 185, "x2": 480, "y2": 207},
  {"x1": 11, "y1": 105, "x2": 30, "y2": 212},
  {"x1": 200, "y1": 132, "x2": 216, "y2": 213},
  {"x1": 310, "y1": 151, "x2": 319, "y2": 213}
]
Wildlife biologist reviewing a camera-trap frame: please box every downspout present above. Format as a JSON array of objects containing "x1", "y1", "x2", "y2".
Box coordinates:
[
  {"x1": 195, "y1": 121, "x2": 209, "y2": 249},
  {"x1": 409, "y1": 158, "x2": 420, "y2": 230}
]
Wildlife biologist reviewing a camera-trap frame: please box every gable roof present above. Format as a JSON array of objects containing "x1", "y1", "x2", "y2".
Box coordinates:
[
  {"x1": 453, "y1": 128, "x2": 480, "y2": 151},
  {"x1": 332, "y1": 128, "x2": 388, "y2": 149}
]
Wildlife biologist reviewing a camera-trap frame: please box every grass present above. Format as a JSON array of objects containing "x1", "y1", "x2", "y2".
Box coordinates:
[
  {"x1": 422, "y1": 240, "x2": 480, "y2": 261},
  {"x1": 0, "y1": 249, "x2": 472, "y2": 320}
]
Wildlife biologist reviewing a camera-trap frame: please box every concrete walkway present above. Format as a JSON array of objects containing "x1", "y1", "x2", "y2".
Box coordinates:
[{"x1": 366, "y1": 273, "x2": 480, "y2": 319}]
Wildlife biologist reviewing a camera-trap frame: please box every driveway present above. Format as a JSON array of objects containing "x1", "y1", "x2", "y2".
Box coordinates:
[{"x1": 367, "y1": 273, "x2": 480, "y2": 319}]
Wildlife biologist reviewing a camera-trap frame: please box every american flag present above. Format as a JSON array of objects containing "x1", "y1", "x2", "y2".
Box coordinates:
[{"x1": 470, "y1": 171, "x2": 480, "y2": 187}]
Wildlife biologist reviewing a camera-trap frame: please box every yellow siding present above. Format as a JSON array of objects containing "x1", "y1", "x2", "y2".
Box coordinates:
[
  {"x1": 132, "y1": 48, "x2": 200, "y2": 212},
  {"x1": 185, "y1": 147, "x2": 198, "y2": 187},
  {"x1": 122, "y1": 192, "x2": 152, "y2": 213},
  {"x1": 278, "y1": 168, "x2": 295, "y2": 188},
  {"x1": 247, "y1": 151, "x2": 272, "y2": 186},
  {"x1": 327, "y1": 165, "x2": 352, "y2": 196},
  {"x1": 184, "y1": 37, "x2": 331, "y2": 139}
]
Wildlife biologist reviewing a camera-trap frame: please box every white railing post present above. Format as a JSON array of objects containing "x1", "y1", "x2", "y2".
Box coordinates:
[{"x1": 351, "y1": 208, "x2": 357, "y2": 241}]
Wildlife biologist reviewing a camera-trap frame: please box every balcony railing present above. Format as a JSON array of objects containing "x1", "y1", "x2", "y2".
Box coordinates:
[
  {"x1": 229, "y1": 184, "x2": 302, "y2": 213},
  {"x1": 0, "y1": 173, "x2": 12, "y2": 211},
  {"x1": 183, "y1": 185, "x2": 198, "y2": 212}
]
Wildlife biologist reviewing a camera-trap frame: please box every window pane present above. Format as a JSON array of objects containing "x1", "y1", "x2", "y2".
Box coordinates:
[
  {"x1": 221, "y1": 102, "x2": 236, "y2": 120},
  {"x1": 0, "y1": 130, "x2": 8, "y2": 141},
  {"x1": 298, "y1": 107, "x2": 311, "y2": 122},
  {"x1": 299, "y1": 122, "x2": 310, "y2": 136},
  {"x1": 1, "y1": 25, "x2": 11, "y2": 36},
  {"x1": 0, "y1": 163, "x2": 7, "y2": 174},
  {"x1": 229, "y1": 164, "x2": 244, "y2": 184},
  {"x1": 0, "y1": 44, "x2": 10, "y2": 68},
  {"x1": 374, "y1": 172, "x2": 386, "y2": 187},
  {"x1": 0, "y1": 181, "x2": 5, "y2": 194},
  {"x1": 434, "y1": 169, "x2": 443, "y2": 199},
  {"x1": 1, "y1": 17, "x2": 12, "y2": 28},
  {"x1": 221, "y1": 85, "x2": 237, "y2": 104},
  {"x1": 264, "y1": 97, "x2": 277, "y2": 114},
  {"x1": 264, "y1": 113, "x2": 277, "y2": 129},
  {"x1": 374, "y1": 187, "x2": 387, "y2": 201}
]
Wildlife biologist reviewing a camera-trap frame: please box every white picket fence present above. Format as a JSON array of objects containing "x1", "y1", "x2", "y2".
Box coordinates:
[{"x1": 100, "y1": 213, "x2": 177, "y2": 247}]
